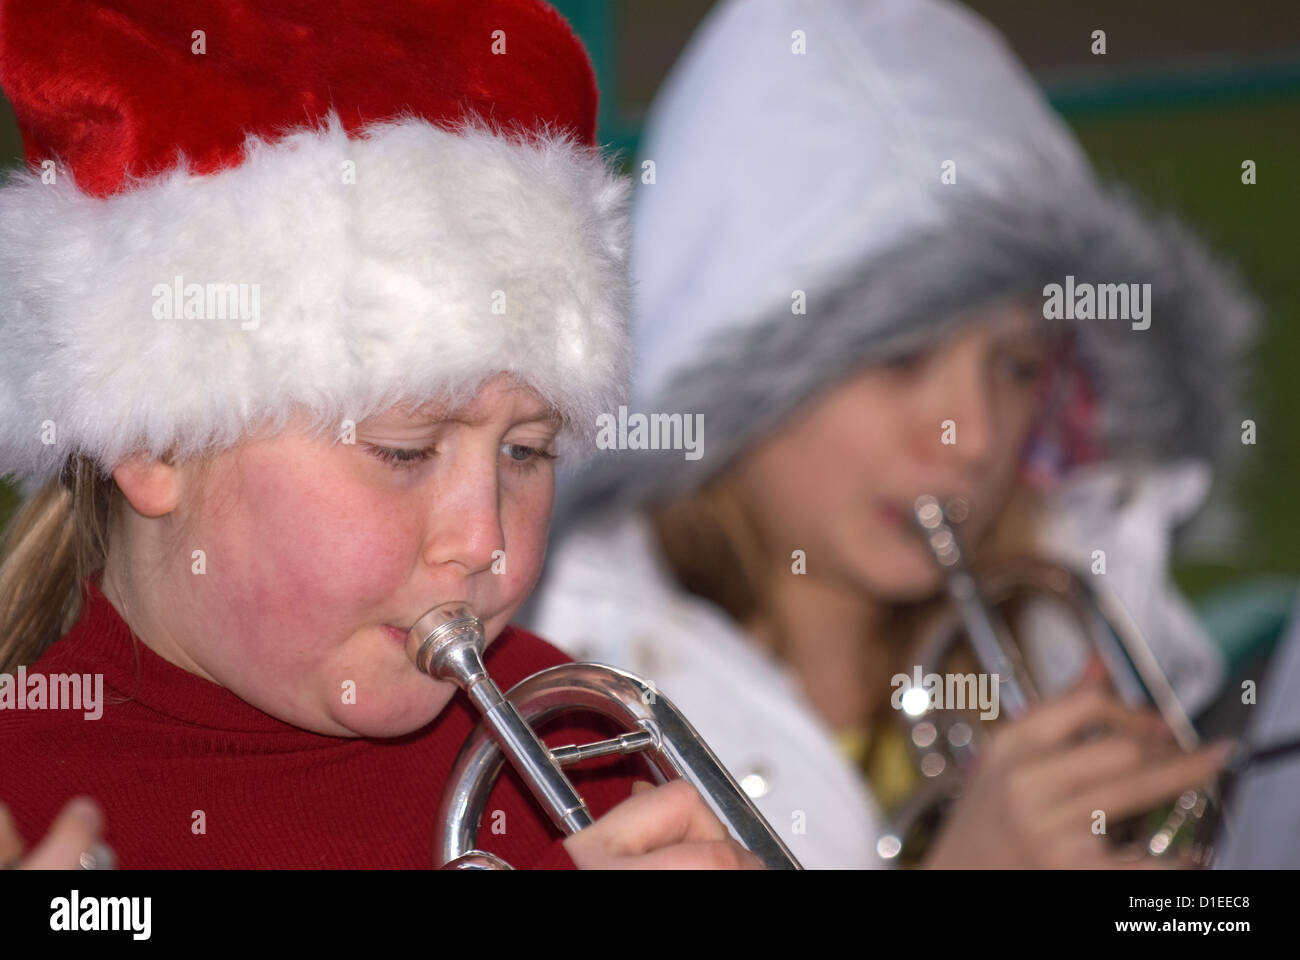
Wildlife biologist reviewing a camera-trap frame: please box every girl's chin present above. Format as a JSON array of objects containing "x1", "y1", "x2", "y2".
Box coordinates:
[
  {"x1": 840, "y1": 527, "x2": 944, "y2": 599},
  {"x1": 328, "y1": 680, "x2": 460, "y2": 738},
  {"x1": 334, "y1": 707, "x2": 449, "y2": 738},
  {"x1": 855, "y1": 554, "x2": 946, "y2": 603}
]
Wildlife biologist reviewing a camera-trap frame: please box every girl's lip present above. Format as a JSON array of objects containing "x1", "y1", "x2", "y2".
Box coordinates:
[{"x1": 384, "y1": 608, "x2": 494, "y2": 643}]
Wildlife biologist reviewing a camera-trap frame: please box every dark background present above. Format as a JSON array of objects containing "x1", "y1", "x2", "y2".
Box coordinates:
[{"x1": 2, "y1": 0, "x2": 1297, "y2": 602}]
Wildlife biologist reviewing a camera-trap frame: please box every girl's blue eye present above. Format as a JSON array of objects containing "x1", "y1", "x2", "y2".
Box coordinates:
[
  {"x1": 503, "y1": 443, "x2": 558, "y2": 471},
  {"x1": 363, "y1": 442, "x2": 557, "y2": 471}
]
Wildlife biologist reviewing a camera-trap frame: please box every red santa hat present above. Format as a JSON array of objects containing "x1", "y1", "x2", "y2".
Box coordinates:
[{"x1": 0, "y1": 0, "x2": 630, "y2": 486}]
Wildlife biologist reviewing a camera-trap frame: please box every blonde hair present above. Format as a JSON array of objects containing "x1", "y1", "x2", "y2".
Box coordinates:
[
  {"x1": 0, "y1": 457, "x2": 120, "y2": 673},
  {"x1": 0, "y1": 452, "x2": 215, "y2": 674}
]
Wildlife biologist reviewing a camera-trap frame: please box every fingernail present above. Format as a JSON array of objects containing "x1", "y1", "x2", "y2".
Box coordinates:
[
  {"x1": 78, "y1": 841, "x2": 116, "y2": 871},
  {"x1": 1210, "y1": 739, "x2": 1239, "y2": 764},
  {"x1": 67, "y1": 797, "x2": 101, "y2": 828}
]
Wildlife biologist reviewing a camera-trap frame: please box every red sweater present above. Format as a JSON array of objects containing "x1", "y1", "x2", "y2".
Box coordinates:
[{"x1": 0, "y1": 575, "x2": 641, "y2": 868}]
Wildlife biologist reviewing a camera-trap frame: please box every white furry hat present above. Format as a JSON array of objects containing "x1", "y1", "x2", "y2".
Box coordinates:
[
  {"x1": 551, "y1": 0, "x2": 1256, "y2": 527},
  {"x1": 0, "y1": 0, "x2": 631, "y2": 490}
]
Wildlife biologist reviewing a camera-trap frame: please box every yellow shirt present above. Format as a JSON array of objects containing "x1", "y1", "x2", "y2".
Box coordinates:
[{"x1": 837, "y1": 723, "x2": 918, "y2": 815}]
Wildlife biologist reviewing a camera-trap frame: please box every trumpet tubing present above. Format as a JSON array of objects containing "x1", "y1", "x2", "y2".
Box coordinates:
[
  {"x1": 876, "y1": 494, "x2": 1220, "y2": 865},
  {"x1": 405, "y1": 601, "x2": 802, "y2": 870}
]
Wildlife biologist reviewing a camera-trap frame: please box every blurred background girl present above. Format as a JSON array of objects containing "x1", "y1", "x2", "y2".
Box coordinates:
[{"x1": 524, "y1": 0, "x2": 1260, "y2": 868}]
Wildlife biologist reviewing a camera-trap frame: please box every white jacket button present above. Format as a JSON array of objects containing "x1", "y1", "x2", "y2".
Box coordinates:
[{"x1": 740, "y1": 768, "x2": 770, "y2": 799}]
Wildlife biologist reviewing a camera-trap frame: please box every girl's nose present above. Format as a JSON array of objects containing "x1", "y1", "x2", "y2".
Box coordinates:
[
  {"x1": 420, "y1": 453, "x2": 506, "y2": 577},
  {"x1": 921, "y1": 346, "x2": 997, "y2": 471}
]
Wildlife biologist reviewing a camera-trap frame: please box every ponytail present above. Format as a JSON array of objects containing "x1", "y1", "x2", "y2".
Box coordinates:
[{"x1": 0, "y1": 457, "x2": 119, "y2": 673}]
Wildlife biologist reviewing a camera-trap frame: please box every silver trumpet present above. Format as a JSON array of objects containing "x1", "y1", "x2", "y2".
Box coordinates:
[
  {"x1": 875, "y1": 494, "x2": 1221, "y2": 866},
  {"x1": 405, "y1": 602, "x2": 802, "y2": 869}
]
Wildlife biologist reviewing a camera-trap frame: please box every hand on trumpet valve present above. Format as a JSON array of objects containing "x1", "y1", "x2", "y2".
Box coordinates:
[
  {"x1": 920, "y1": 670, "x2": 1235, "y2": 869},
  {"x1": 562, "y1": 780, "x2": 765, "y2": 870}
]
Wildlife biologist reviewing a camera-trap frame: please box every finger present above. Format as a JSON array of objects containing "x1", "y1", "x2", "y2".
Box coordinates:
[
  {"x1": 1059, "y1": 838, "x2": 1185, "y2": 870},
  {"x1": 620, "y1": 840, "x2": 764, "y2": 871},
  {"x1": 0, "y1": 802, "x2": 25, "y2": 865},
  {"x1": 588, "y1": 780, "x2": 731, "y2": 856},
  {"x1": 1044, "y1": 833, "x2": 1134, "y2": 869},
  {"x1": 1015, "y1": 805, "x2": 1188, "y2": 869},
  {"x1": 997, "y1": 687, "x2": 1167, "y2": 761},
  {"x1": 629, "y1": 780, "x2": 656, "y2": 797},
  {"x1": 1052, "y1": 740, "x2": 1233, "y2": 832},
  {"x1": 1015, "y1": 733, "x2": 1181, "y2": 812},
  {"x1": 20, "y1": 797, "x2": 102, "y2": 870},
  {"x1": 1018, "y1": 817, "x2": 1194, "y2": 870}
]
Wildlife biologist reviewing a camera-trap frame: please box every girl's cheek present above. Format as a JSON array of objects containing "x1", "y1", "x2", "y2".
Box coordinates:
[
  {"x1": 214, "y1": 461, "x2": 412, "y2": 629},
  {"x1": 499, "y1": 485, "x2": 552, "y2": 590}
]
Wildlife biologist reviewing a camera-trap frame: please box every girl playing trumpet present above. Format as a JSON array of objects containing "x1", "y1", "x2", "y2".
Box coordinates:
[{"x1": 0, "y1": 0, "x2": 761, "y2": 870}]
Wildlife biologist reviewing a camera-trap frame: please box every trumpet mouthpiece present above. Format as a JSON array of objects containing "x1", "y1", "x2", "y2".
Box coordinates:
[{"x1": 405, "y1": 602, "x2": 485, "y2": 685}]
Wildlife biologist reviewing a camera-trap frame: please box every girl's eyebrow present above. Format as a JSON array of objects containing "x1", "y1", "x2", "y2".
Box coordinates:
[
  {"x1": 993, "y1": 324, "x2": 1051, "y2": 350},
  {"x1": 441, "y1": 404, "x2": 562, "y2": 428},
  {"x1": 366, "y1": 404, "x2": 563, "y2": 429},
  {"x1": 516, "y1": 408, "x2": 564, "y2": 428}
]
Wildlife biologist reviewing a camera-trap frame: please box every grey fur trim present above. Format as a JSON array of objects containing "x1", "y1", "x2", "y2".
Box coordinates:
[{"x1": 552, "y1": 180, "x2": 1260, "y2": 539}]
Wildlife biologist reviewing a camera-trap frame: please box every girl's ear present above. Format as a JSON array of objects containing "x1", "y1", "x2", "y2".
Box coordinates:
[{"x1": 111, "y1": 452, "x2": 183, "y2": 518}]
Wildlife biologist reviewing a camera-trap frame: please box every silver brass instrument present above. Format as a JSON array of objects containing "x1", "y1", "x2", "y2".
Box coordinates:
[
  {"x1": 876, "y1": 494, "x2": 1222, "y2": 866},
  {"x1": 405, "y1": 602, "x2": 802, "y2": 869}
]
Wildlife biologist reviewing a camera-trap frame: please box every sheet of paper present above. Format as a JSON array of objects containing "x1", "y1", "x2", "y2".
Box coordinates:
[{"x1": 1213, "y1": 588, "x2": 1300, "y2": 868}]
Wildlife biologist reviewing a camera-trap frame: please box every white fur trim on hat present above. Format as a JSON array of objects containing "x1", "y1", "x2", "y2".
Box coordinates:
[{"x1": 0, "y1": 113, "x2": 631, "y2": 485}]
